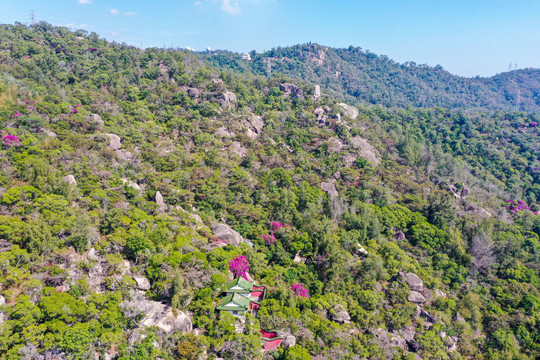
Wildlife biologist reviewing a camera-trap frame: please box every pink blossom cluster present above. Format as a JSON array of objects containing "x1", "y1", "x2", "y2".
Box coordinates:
[
  {"x1": 292, "y1": 283, "x2": 309, "y2": 298},
  {"x1": 2, "y1": 135, "x2": 21, "y2": 146},
  {"x1": 506, "y1": 199, "x2": 538, "y2": 215},
  {"x1": 70, "y1": 105, "x2": 81, "y2": 115},
  {"x1": 23, "y1": 56, "x2": 30, "y2": 60},
  {"x1": 529, "y1": 122, "x2": 538, "y2": 127},
  {"x1": 12, "y1": 112, "x2": 22, "y2": 118},
  {"x1": 260, "y1": 233, "x2": 276, "y2": 245},
  {"x1": 230, "y1": 255, "x2": 249, "y2": 280},
  {"x1": 271, "y1": 221, "x2": 290, "y2": 231}
]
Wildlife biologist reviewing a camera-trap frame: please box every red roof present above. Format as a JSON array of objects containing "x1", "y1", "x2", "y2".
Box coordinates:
[
  {"x1": 260, "y1": 330, "x2": 278, "y2": 339},
  {"x1": 263, "y1": 338, "x2": 283, "y2": 350}
]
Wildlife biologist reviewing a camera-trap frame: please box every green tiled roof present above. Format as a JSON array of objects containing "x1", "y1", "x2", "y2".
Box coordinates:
[
  {"x1": 225, "y1": 277, "x2": 253, "y2": 293},
  {"x1": 216, "y1": 293, "x2": 251, "y2": 311}
]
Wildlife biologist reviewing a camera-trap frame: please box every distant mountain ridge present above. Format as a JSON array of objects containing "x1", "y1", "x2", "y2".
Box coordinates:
[{"x1": 199, "y1": 43, "x2": 540, "y2": 112}]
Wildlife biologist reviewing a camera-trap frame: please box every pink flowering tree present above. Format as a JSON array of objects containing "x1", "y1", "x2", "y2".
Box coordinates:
[
  {"x1": 2, "y1": 135, "x2": 21, "y2": 147},
  {"x1": 230, "y1": 255, "x2": 249, "y2": 280},
  {"x1": 260, "y1": 233, "x2": 276, "y2": 245},
  {"x1": 292, "y1": 283, "x2": 309, "y2": 298}
]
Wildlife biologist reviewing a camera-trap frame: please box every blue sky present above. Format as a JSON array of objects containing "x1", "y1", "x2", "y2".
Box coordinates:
[{"x1": 1, "y1": 0, "x2": 539, "y2": 77}]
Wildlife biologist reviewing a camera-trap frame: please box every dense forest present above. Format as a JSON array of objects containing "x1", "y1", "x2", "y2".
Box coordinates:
[
  {"x1": 0, "y1": 22, "x2": 539, "y2": 360},
  {"x1": 199, "y1": 44, "x2": 540, "y2": 113}
]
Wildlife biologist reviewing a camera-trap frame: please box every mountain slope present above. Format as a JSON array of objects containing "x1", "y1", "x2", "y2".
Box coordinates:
[{"x1": 0, "y1": 22, "x2": 538, "y2": 360}]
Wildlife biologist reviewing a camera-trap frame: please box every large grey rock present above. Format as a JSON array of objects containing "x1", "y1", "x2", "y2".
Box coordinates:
[
  {"x1": 187, "y1": 88, "x2": 200, "y2": 99},
  {"x1": 454, "y1": 312, "x2": 466, "y2": 323},
  {"x1": 399, "y1": 326, "x2": 416, "y2": 342},
  {"x1": 394, "y1": 231, "x2": 406, "y2": 241},
  {"x1": 408, "y1": 291, "x2": 426, "y2": 304},
  {"x1": 337, "y1": 103, "x2": 358, "y2": 119},
  {"x1": 313, "y1": 85, "x2": 321, "y2": 100},
  {"x1": 155, "y1": 191, "x2": 168, "y2": 212},
  {"x1": 116, "y1": 149, "x2": 135, "y2": 162},
  {"x1": 88, "y1": 114, "x2": 104, "y2": 129},
  {"x1": 106, "y1": 134, "x2": 122, "y2": 150},
  {"x1": 229, "y1": 141, "x2": 248, "y2": 158},
  {"x1": 62, "y1": 175, "x2": 77, "y2": 186},
  {"x1": 402, "y1": 272, "x2": 424, "y2": 291},
  {"x1": 250, "y1": 115, "x2": 264, "y2": 134},
  {"x1": 280, "y1": 83, "x2": 299, "y2": 94},
  {"x1": 174, "y1": 206, "x2": 205, "y2": 230},
  {"x1": 313, "y1": 107, "x2": 325, "y2": 120},
  {"x1": 42, "y1": 128, "x2": 57, "y2": 138},
  {"x1": 321, "y1": 181, "x2": 338, "y2": 198},
  {"x1": 124, "y1": 299, "x2": 192, "y2": 334},
  {"x1": 87, "y1": 248, "x2": 99, "y2": 261},
  {"x1": 218, "y1": 91, "x2": 237, "y2": 110},
  {"x1": 331, "y1": 304, "x2": 351, "y2": 324},
  {"x1": 121, "y1": 179, "x2": 142, "y2": 196},
  {"x1": 351, "y1": 136, "x2": 380, "y2": 165},
  {"x1": 0, "y1": 295, "x2": 5, "y2": 306},
  {"x1": 211, "y1": 223, "x2": 247, "y2": 246},
  {"x1": 133, "y1": 275, "x2": 151, "y2": 291},
  {"x1": 434, "y1": 289, "x2": 446, "y2": 298},
  {"x1": 282, "y1": 335, "x2": 296, "y2": 349}
]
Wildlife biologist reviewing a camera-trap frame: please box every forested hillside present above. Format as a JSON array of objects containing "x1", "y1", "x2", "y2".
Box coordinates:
[
  {"x1": 200, "y1": 44, "x2": 540, "y2": 113},
  {"x1": 0, "y1": 22, "x2": 539, "y2": 360}
]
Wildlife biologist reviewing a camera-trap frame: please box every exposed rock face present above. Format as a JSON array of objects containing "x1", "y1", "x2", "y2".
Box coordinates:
[
  {"x1": 216, "y1": 127, "x2": 235, "y2": 138},
  {"x1": 42, "y1": 128, "x2": 57, "y2": 137},
  {"x1": 211, "y1": 223, "x2": 247, "y2": 246},
  {"x1": 313, "y1": 107, "x2": 325, "y2": 120},
  {"x1": 187, "y1": 88, "x2": 200, "y2": 99},
  {"x1": 155, "y1": 191, "x2": 168, "y2": 212},
  {"x1": 219, "y1": 91, "x2": 237, "y2": 110},
  {"x1": 87, "y1": 248, "x2": 99, "y2": 261},
  {"x1": 250, "y1": 115, "x2": 264, "y2": 134},
  {"x1": 402, "y1": 272, "x2": 424, "y2": 291},
  {"x1": 62, "y1": 175, "x2": 77, "y2": 186},
  {"x1": 394, "y1": 231, "x2": 406, "y2": 241},
  {"x1": 174, "y1": 206, "x2": 205, "y2": 230},
  {"x1": 125, "y1": 299, "x2": 192, "y2": 334},
  {"x1": 454, "y1": 312, "x2": 466, "y2": 323},
  {"x1": 280, "y1": 83, "x2": 299, "y2": 94},
  {"x1": 331, "y1": 305, "x2": 351, "y2": 324},
  {"x1": 229, "y1": 141, "x2": 248, "y2": 158},
  {"x1": 88, "y1": 114, "x2": 104, "y2": 129},
  {"x1": 337, "y1": 103, "x2": 358, "y2": 119},
  {"x1": 461, "y1": 186, "x2": 470, "y2": 197},
  {"x1": 408, "y1": 291, "x2": 426, "y2": 304},
  {"x1": 121, "y1": 179, "x2": 142, "y2": 196},
  {"x1": 282, "y1": 335, "x2": 296, "y2": 349},
  {"x1": 293, "y1": 251, "x2": 307, "y2": 263},
  {"x1": 434, "y1": 289, "x2": 446, "y2": 298},
  {"x1": 321, "y1": 181, "x2": 338, "y2": 198},
  {"x1": 313, "y1": 85, "x2": 321, "y2": 100},
  {"x1": 0, "y1": 295, "x2": 5, "y2": 306},
  {"x1": 106, "y1": 134, "x2": 122, "y2": 150},
  {"x1": 132, "y1": 275, "x2": 151, "y2": 291},
  {"x1": 116, "y1": 149, "x2": 135, "y2": 162},
  {"x1": 351, "y1": 136, "x2": 380, "y2": 165},
  {"x1": 356, "y1": 243, "x2": 368, "y2": 255}
]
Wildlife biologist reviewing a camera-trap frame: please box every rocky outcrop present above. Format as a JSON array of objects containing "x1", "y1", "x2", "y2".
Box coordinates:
[
  {"x1": 173, "y1": 206, "x2": 205, "y2": 230},
  {"x1": 351, "y1": 136, "x2": 380, "y2": 165},
  {"x1": 211, "y1": 223, "x2": 247, "y2": 246},
  {"x1": 402, "y1": 272, "x2": 423, "y2": 291},
  {"x1": 218, "y1": 91, "x2": 237, "y2": 110},
  {"x1": 280, "y1": 83, "x2": 299, "y2": 94},
  {"x1": 106, "y1": 134, "x2": 122, "y2": 150},
  {"x1": 88, "y1": 114, "x2": 104, "y2": 129},
  {"x1": 454, "y1": 312, "x2": 466, "y2": 323},
  {"x1": 155, "y1": 191, "x2": 168, "y2": 212},
  {"x1": 121, "y1": 179, "x2": 142, "y2": 196},
  {"x1": 408, "y1": 291, "x2": 426, "y2": 304},
  {"x1": 123, "y1": 298, "x2": 192, "y2": 334},
  {"x1": 62, "y1": 175, "x2": 77, "y2": 186},
  {"x1": 229, "y1": 141, "x2": 248, "y2": 158},
  {"x1": 394, "y1": 231, "x2": 406, "y2": 241},
  {"x1": 132, "y1": 275, "x2": 151, "y2": 291},
  {"x1": 331, "y1": 304, "x2": 351, "y2": 324},
  {"x1": 116, "y1": 149, "x2": 135, "y2": 162},
  {"x1": 321, "y1": 181, "x2": 338, "y2": 198},
  {"x1": 356, "y1": 243, "x2": 368, "y2": 255},
  {"x1": 42, "y1": 128, "x2": 57, "y2": 138},
  {"x1": 313, "y1": 85, "x2": 321, "y2": 100},
  {"x1": 337, "y1": 103, "x2": 358, "y2": 119},
  {"x1": 282, "y1": 335, "x2": 296, "y2": 349}
]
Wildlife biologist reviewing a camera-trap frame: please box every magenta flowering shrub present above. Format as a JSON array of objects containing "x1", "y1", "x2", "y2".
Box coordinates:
[
  {"x1": 230, "y1": 255, "x2": 249, "y2": 279},
  {"x1": 12, "y1": 112, "x2": 22, "y2": 118},
  {"x1": 292, "y1": 283, "x2": 309, "y2": 298},
  {"x1": 2, "y1": 135, "x2": 21, "y2": 146},
  {"x1": 260, "y1": 233, "x2": 276, "y2": 245},
  {"x1": 506, "y1": 199, "x2": 538, "y2": 215}
]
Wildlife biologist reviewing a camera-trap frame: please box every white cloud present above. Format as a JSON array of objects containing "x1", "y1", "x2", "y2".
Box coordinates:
[
  {"x1": 194, "y1": 1, "x2": 202, "y2": 6},
  {"x1": 124, "y1": 11, "x2": 138, "y2": 16},
  {"x1": 110, "y1": 8, "x2": 120, "y2": 15},
  {"x1": 221, "y1": 0, "x2": 241, "y2": 15},
  {"x1": 78, "y1": 0, "x2": 92, "y2": 4}
]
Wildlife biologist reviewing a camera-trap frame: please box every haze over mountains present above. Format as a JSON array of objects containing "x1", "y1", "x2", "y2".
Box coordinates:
[{"x1": 201, "y1": 44, "x2": 540, "y2": 112}]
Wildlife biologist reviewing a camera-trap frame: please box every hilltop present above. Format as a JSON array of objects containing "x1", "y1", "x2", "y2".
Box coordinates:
[{"x1": 200, "y1": 43, "x2": 540, "y2": 112}]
